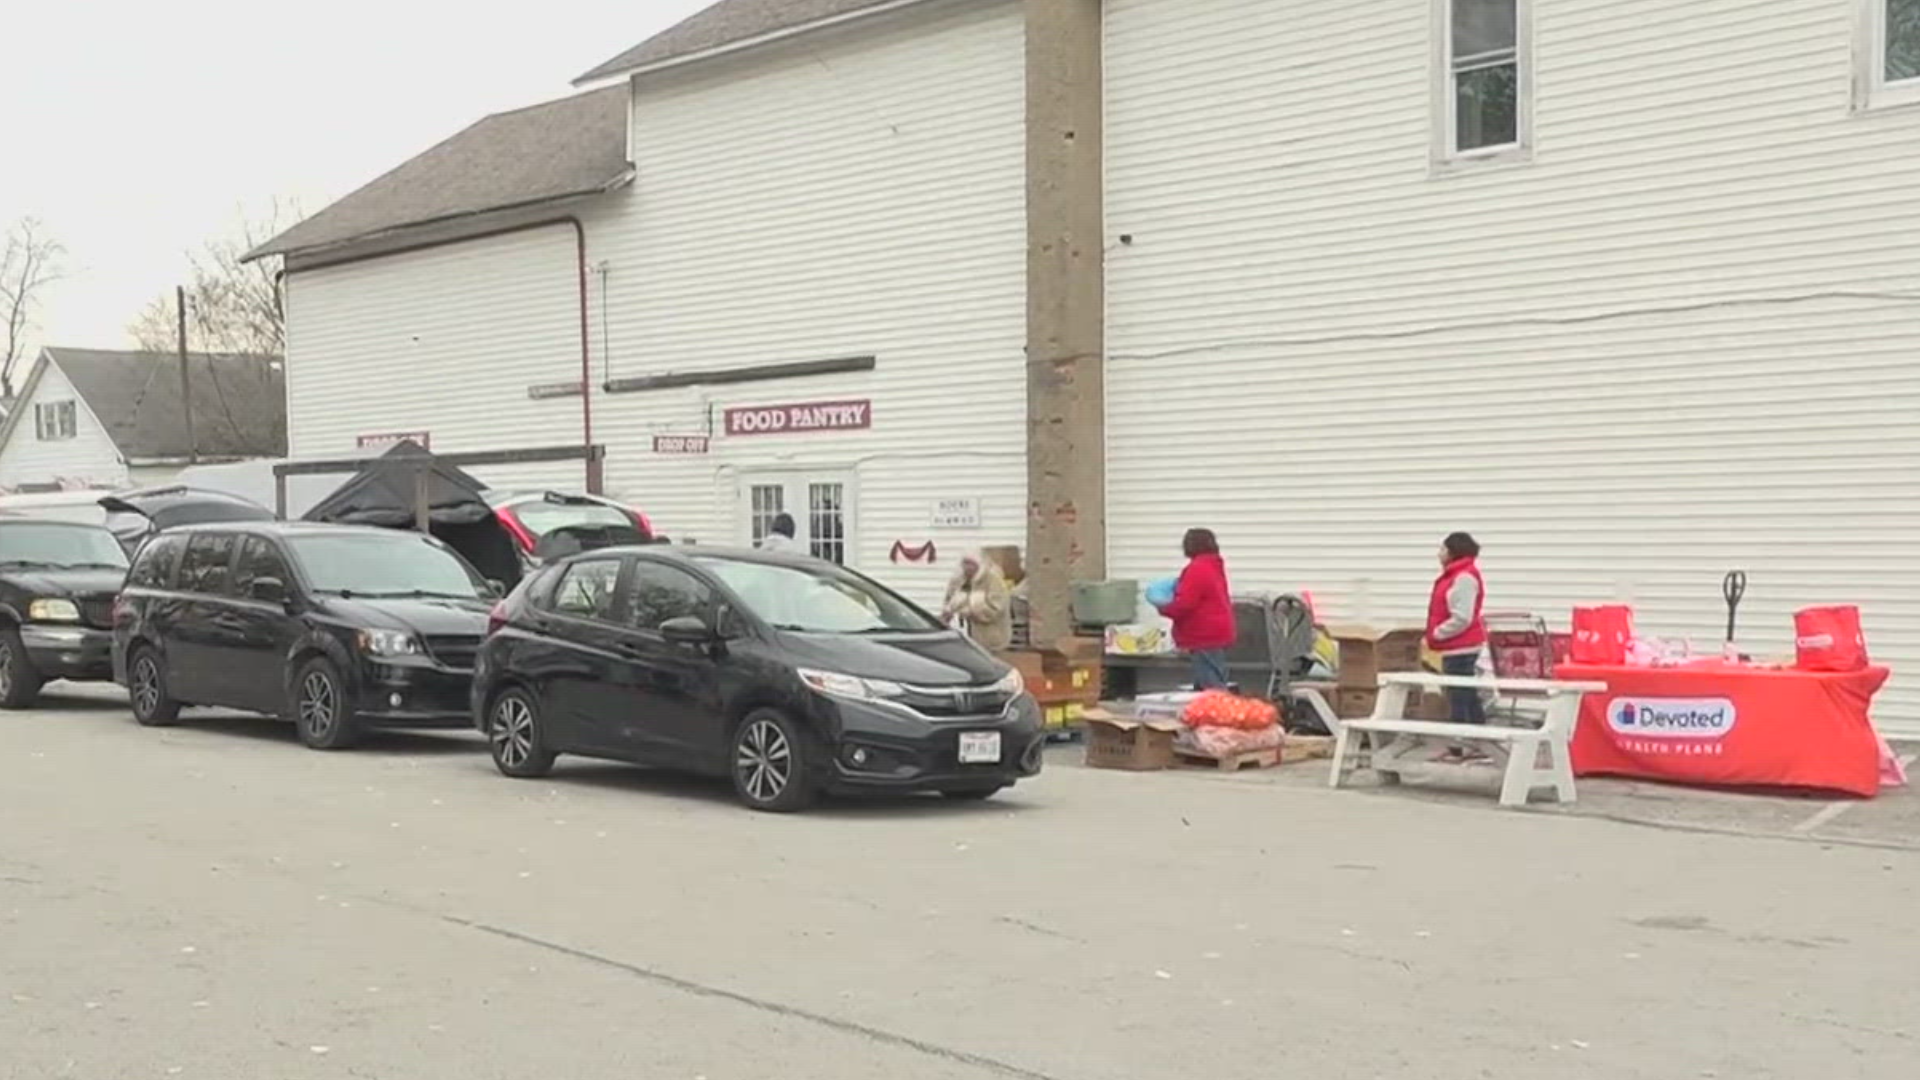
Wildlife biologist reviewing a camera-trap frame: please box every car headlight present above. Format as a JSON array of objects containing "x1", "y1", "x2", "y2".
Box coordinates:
[
  {"x1": 798, "y1": 668, "x2": 907, "y2": 702},
  {"x1": 992, "y1": 668, "x2": 1025, "y2": 697},
  {"x1": 28, "y1": 598, "x2": 81, "y2": 622},
  {"x1": 356, "y1": 628, "x2": 421, "y2": 657}
]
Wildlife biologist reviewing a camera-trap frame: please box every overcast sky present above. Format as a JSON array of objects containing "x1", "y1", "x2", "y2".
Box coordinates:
[{"x1": 5, "y1": 0, "x2": 713, "y2": 352}]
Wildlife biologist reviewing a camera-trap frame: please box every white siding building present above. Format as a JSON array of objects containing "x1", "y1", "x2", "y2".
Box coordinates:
[
  {"x1": 264, "y1": 0, "x2": 1920, "y2": 730},
  {"x1": 0, "y1": 348, "x2": 286, "y2": 492}
]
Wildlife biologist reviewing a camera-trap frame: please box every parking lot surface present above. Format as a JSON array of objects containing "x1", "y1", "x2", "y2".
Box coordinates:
[{"x1": 4, "y1": 686, "x2": 1916, "y2": 1079}]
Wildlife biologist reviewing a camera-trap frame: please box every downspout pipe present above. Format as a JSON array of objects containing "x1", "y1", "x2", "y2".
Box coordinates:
[{"x1": 276, "y1": 216, "x2": 600, "y2": 494}]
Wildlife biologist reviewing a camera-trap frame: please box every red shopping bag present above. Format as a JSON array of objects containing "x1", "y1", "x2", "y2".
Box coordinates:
[
  {"x1": 1795, "y1": 606, "x2": 1869, "y2": 672},
  {"x1": 1569, "y1": 605, "x2": 1634, "y2": 664}
]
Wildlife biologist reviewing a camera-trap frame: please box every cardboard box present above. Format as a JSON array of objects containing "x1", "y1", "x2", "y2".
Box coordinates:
[
  {"x1": 1326, "y1": 625, "x2": 1426, "y2": 688},
  {"x1": 1128, "y1": 690, "x2": 1202, "y2": 722},
  {"x1": 1043, "y1": 701, "x2": 1089, "y2": 730},
  {"x1": 1335, "y1": 686, "x2": 1379, "y2": 720},
  {"x1": 1000, "y1": 649, "x2": 1103, "y2": 706},
  {"x1": 1084, "y1": 710, "x2": 1182, "y2": 771},
  {"x1": 1281, "y1": 733, "x2": 1335, "y2": 762},
  {"x1": 1405, "y1": 689, "x2": 1452, "y2": 721}
]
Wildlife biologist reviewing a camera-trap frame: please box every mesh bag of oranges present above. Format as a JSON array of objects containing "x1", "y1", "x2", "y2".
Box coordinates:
[{"x1": 1180, "y1": 690, "x2": 1279, "y2": 730}]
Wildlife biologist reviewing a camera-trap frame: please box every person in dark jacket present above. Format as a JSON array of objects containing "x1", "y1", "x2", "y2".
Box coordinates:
[
  {"x1": 1158, "y1": 528, "x2": 1236, "y2": 690},
  {"x1": 1426, "y1": 531, "x2": 1489, "y2": 725}
]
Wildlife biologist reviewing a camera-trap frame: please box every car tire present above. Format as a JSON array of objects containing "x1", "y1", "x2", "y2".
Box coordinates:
[
  {"x1": 291, "y1": 657, "x2": 359, "y2": 750},
  {"x1": 940, "y1": 785, "x2": 1007, "y2": 802},
  {"x1": 730, "y1": 709, "x2": 815, "y2": 813},
  {"x1": 128, "y1": 647, "x2": 181, "y2": 727},
  {"x1": 0, "y1": 627, "x2": 45, "y2": 710},
  {"x1": 487, "y1": 687, "x2": 556, "y2": 779}
]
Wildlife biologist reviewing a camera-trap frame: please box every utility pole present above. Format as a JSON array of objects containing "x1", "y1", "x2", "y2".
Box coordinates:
[
  {"x1": 1025, "y1": 0, "x2": 1106, "y2": 649},
  {"x1": 176, "y1": 285, "x2": 197, "y2": 464}
]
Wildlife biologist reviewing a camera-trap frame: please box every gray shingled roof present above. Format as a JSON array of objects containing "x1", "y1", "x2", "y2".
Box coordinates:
[
  {"x1": 248, "y1": 87, "x2": 630, "y2": 261},
  {"x1": 45, "y1": 348, "x2": 287, "y2": 461},
  {"x1": 575, "y1": 0, "x2": 922, "y2": 84}
]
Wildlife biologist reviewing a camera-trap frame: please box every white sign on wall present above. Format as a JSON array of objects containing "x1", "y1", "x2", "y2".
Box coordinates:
[{"x1": 930, "y1": 497, "x2": 982, "y2": 529}]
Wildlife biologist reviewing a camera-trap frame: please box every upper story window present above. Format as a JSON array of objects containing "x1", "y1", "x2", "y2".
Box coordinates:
[
  {"x1": 1865, "y1": 0, "x2": 1920, "y2": 108},
  {"x1": 1438, "y1": 0, "x2": 1531, "y2": 165},
  {"x1": 34, "y1": 401, "x2": 76, "y2": 441}
]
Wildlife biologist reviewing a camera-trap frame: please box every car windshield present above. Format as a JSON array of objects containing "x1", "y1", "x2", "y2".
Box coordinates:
[
  {"x1": 286, "y1": 532, "x2": 486, "y2": 598},
  {"x1": 508, "y1": 499, "x2": 634, "y2": 538},
  {"x1": 0, "y1": 523, "x2": 129, "y2": 569},
  {"x1": 695, "y1": 556, "x2": 942, "y2": 634}
]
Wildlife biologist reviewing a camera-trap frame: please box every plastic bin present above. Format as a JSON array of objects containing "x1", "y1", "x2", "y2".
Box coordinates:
[{"x1": 1071, "y1": 579, "x2": 1139, "y2": 627}]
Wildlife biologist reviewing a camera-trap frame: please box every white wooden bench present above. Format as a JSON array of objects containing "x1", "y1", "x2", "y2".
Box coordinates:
[{"x1": 1328, "y1": 673, "x2": 1608, "y2": 808}]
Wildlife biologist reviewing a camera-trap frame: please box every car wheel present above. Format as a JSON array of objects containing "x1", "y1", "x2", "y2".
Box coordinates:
[
  {"x1": 730, "y1": 709, "x2": 815, "y2": 813},
  {"x1": 940, "y1": 785, "x2": 1007, "y2": 802},
  {"x1": 0, "y1": 627, "x2": 44, "y2": 710},
  {"x1": 488, "y1": 688, "x2": 555, "y2": 778},
  {"x1": 128, "y1": 647, "x2": 181, "y2": 727},
  {"x1": 291, "y1": 657, "x2": 359, "y2": 750}
]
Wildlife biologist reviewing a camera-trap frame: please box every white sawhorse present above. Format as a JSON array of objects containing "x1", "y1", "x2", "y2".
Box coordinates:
[{"x1": 1328, "y1": 673, "x2": 1607, "y2": 808}]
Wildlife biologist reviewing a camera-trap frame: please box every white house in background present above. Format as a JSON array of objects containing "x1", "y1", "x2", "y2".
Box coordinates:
[
  {"x1": 255, "y1": 0, "x2": 1920, "y2": 731},
  {"x1": 0, "y1": 347, "x2": 287, "y2": 492}
]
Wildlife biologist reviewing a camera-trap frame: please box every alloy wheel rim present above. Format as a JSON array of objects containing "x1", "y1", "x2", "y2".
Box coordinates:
[
  {"x1": 300, "y1": 671, "x2": 336, "y2": 737},
  {"x1": 133, "y1": 657, "x2": 160, "y2": 717},
  {"x1": 736, "y1": 719, "x2": 791, "y2": 803},
  {"x1": 492, "y1": 696, "x2": 534, "y2": 768}
]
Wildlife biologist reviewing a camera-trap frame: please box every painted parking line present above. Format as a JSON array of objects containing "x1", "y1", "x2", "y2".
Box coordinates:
[{"x1": 1791, "y1": 754, "x2": 1916, "y2": 834}]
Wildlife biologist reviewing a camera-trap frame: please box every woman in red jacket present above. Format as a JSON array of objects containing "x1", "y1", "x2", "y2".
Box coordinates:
[
  {"x1": 1426, "y1": 531, "x2": 1489, "y2": 726},
  {"x1": 1158, "y1": 528, "x2": 1237, "y2": 690}
]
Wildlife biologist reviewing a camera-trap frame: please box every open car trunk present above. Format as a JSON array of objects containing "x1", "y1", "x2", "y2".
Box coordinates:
[
  {"x1": 300, "y1": 442, "x2": 522, "y2": 588},
  {"x1": 97, "y1": 485, "x2": 276, "y2": 553}
]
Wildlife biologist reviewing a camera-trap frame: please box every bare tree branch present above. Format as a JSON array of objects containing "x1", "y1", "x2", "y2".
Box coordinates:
[
  {"x1": 129, "y1": 200, "x2": 295, "y2": 358},
  {"x1": 1, "y1": 217, "x2": 66, "y2": 400}
]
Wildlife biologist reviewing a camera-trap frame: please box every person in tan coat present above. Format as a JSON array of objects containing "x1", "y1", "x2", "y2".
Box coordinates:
[{"x1": 942, "y1": 552, "x2": 1012, "y2": 651}]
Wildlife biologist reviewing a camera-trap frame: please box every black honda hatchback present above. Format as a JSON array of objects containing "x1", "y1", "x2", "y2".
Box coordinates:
[
  {"x1": 473, "y1": 546, "x2": 1045, "y2": 811},
  {"x1": 113, "y1": 522, "x2": 496, "y2": 748}
]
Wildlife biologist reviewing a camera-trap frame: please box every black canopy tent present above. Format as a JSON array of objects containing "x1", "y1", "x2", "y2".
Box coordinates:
[{"x1": 299, "y1": 441, "x2": 522, "y2": 587}]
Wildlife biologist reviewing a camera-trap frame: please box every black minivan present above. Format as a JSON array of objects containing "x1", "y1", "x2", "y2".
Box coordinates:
[
  {"x1": 473, "y1": 546, "x2": 1045, "y2": 812},
  {"x1": 113, "y1": 522, "x2": 496, "y2": 748}
]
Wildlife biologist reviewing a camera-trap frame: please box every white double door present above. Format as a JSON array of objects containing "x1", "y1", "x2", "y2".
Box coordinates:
[{"x1": 741, "y1": 472, "x2": 854, "y2": 565}]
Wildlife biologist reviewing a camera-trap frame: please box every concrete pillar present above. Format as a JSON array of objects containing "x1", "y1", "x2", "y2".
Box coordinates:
[{"x1": 1024, "y1": 0, "x2": 1105, "y2": 650}]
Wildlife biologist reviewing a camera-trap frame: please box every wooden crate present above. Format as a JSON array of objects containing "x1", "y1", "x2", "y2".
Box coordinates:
[{"x1": 1175, "y1": 746, "x2": 1282, "y2": 772}]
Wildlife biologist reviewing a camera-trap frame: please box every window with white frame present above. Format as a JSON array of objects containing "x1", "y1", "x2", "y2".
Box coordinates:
[
  {"x1": 34, "y1": 401, "x2": 76, "y2": 441},
  {"x1": 1443, "y1": 0, "x2": 1527, "y2": 158},
  {"x1": 1872, "y1": 0, "x2": 1920, "y2": 103}
]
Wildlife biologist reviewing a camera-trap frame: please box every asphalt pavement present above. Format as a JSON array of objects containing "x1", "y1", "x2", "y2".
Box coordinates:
[{"x1": 4, "y1": 685, "x2": 1916, "y2": 1080}]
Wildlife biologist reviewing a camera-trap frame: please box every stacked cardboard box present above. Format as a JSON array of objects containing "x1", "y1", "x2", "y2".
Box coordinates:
[
  {"x1": 1326, "y1": 625, "x2": 1426, "y2": 720},
  {"x1": 1002, "y1": 638, "x2": 1104, "y2": 732}
]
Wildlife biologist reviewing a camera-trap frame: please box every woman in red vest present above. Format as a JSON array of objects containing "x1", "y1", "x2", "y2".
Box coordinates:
[
  {"x1": 1426, "y1": 532, "x2": 1488, "y2": 726},
  {"x1": 1158, "y1": 528, "x2": 1237, "y2": 690}
]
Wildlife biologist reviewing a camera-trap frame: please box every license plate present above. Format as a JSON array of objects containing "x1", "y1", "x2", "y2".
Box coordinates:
[{"x1": 957, "y1": 731, "x2": 1002, "y2": 764}]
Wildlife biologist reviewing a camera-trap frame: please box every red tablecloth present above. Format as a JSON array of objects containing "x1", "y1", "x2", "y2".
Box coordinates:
[{"x1": 1555, "y1": 661, "x2": 1891, "y2": 797}]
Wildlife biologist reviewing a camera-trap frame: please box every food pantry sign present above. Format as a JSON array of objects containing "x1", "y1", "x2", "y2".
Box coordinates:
[{"x1": 724, "y1": 399, "x2": 872, "y2": 438}]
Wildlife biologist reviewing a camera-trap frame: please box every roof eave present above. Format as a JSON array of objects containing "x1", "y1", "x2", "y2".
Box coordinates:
[
  {"x1": 572, "y1": 0, "x2": 946, "y2": 87},
  {"x1": 243, "y1": 166, "x2": 636, "y2": 265}
]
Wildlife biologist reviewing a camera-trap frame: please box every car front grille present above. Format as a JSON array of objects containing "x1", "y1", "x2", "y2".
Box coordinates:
[
  {"x1": 79, "y1": 597, "x2": 116, "y2": 629},
  {"x1": 897, "y1": 686, "x2": 1014, "y2": 720},
  {"x1": 424, "y1": 635, "x2": 482, "y2": 671}
]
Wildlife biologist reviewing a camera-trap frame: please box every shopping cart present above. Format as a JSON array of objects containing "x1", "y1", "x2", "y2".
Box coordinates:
[{"x1": 1483, "y1": 611, "x2": 1569, "y2": 722}]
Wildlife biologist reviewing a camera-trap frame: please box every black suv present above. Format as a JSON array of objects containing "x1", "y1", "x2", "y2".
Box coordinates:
[
  {"x1": 113, "y1": 522, "x2": 497, "y2": 748},
  {"x1": 0, "y1": 518, "x2": 130, "y2": 708},
  {"x1": 473, "y1": 546, "x2": 1045, "y2": 811}
]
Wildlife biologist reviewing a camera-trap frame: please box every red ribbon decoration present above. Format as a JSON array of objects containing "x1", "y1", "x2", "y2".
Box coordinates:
[{"x1": 890, "y1": 541, "x2": 936, "y2": 564}]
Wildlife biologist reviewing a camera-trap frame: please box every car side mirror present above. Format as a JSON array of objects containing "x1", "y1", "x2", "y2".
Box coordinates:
[
  {"x1": 485, "y1": 579, "x2": 507, "y2": 599},
  {"x1": 250, "y1": 577, "x2": 287, "y2": 604},
  {"x1": 660, "y1": 615, "x2": 716, "y2": 645}
]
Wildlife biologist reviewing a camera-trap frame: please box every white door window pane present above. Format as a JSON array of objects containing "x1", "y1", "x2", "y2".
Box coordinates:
[
  {"x1": 1453, "y1": 0, "x2": 1516, "y2": 63},
  {"x1": 808, "y1": 483, "x2": 846, "y2": 566},
  {"x1": 1891, "y1": 0, "x2": 1920, "y2": 83},
  {"x1": 749, "y1": 484, "x2": 785, "y2": 546}
]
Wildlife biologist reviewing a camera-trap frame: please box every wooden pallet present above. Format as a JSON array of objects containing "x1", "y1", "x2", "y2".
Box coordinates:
[{"x1": 1175, "y1": 746, "x2": 1282, "y2": 772}]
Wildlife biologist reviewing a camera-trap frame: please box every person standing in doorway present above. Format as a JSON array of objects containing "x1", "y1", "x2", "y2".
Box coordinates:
[
  {"x1": 943, "y1": 551, "x2": 1012, "y2": 651},
  {"x1": 1427, "y1": 531, "x2": 1489, "y2": 731},
  {"x1": 759, "y1": 513, "x2": 800, "y2": 553},
  {"x1": 1158, "y1": 528, "x2": 1236, "y2": 690}
]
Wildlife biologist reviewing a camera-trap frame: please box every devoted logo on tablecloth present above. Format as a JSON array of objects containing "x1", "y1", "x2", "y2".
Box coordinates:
[{"x1": 1608, "y1": 697, "x2": 1737, "y2": 738}]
